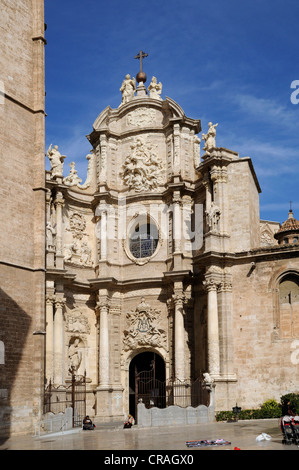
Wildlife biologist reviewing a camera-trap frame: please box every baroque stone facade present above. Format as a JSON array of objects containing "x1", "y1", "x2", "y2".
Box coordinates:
[
  {"x1": 44, "y1": 70, "x2": 299, "y2": 421},
  {"x1": 1, "y1": 1, "x2": 299, "y2": 436}
]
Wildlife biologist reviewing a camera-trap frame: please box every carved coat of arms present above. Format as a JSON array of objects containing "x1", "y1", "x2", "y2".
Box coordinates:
[
  {"x1": 123, "y1": 298, "x2": 167, "y2": 351},
  {"x1": 120, "y1": 137, "x2": 163, "y2": 192}
]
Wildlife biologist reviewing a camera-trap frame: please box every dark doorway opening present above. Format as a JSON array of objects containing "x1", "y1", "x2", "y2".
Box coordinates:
[{"x1": 129, "y1": 351, "x2": 165, "y2": 420}]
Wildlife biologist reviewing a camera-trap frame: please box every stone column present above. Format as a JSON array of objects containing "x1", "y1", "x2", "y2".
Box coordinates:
[
  {"x1": 173, "y1": 283, "x2": 185, "y2": 381},
  {"x1": 53, "y1": 298, "x2": 65, "y2": 385},
  {"x1": 100, "y1": 210, "x2": 108, "y2": 261},
  {"x1": 173, "y1": 197, "x2": 182, "y2": 254},
  {"x1": 203, "y1": 277, "x2": 220, "y2": 377},
  {"x1": 54, "y1": 191, "x2": 65, "y2": 269},
  {"x1": 96, "y1": 300, "x2": 110, "y2": 387},
  {"x1": 45, "y1": 294, "x2": 55, "y2": 383}
]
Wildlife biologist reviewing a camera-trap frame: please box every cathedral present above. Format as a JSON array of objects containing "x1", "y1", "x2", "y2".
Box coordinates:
[{"x1": 1, "y1": 0, "x2": 299, "y2": 437}]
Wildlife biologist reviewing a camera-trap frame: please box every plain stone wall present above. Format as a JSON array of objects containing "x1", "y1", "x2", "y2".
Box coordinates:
[
  {"x1": 137, "y1": 402, "x2": 214, "y2": 428},
  {"x1": 0, "y1": 0, "x2": 46, "y2": 437},
  {"x1": 231, "y1": 257, "x2": 299, "y2": 409}
]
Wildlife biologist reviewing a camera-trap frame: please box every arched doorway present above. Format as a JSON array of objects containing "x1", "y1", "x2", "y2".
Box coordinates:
[{"x1": 129, "y1": 351, "x2": 166, "y2": 420}]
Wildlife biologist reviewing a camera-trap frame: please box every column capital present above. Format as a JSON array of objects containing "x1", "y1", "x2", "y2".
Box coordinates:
[
  {"x1": 55, "y1": 298, "x2": 66, "y2": 308},
  {"x1": 203, "y1": 277, "x2": 220, "y2": 292},
  {"x1": 46, "y1": 294, "x2": 55, "y2": 305},
  {"x1": 96, "y1": 300, "x2": 110, "y2": 315},
  {"x1": 218, "y1": 280, "x2": 233, "y2": 292},
  {"x1": 172, "y1": 292, "x2": 185, "y2": 306},
  {"x1": 54, "y1": 191, "x2": 65, "y2": 207}
]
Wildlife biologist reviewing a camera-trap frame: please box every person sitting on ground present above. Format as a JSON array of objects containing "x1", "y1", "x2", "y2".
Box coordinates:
[
  {"x1": 123, "y1": 414, "x2": 135, "y2": 428},
  {"x1": 83, "y1": 415, "x2": 96, "y2": 430}
]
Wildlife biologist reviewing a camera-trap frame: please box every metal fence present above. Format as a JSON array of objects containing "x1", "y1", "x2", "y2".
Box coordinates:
[
  {"x1": 135, "y1": 372, "x2": 210, "y2": 415},
  {"x1": 166, "y1": 377, "x2": 210, "y2": 408},
  {"x1": 44, "y1": 372, "x2": 86, "y2": 428}
]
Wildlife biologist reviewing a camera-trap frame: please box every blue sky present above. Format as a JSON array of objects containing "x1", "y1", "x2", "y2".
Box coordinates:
[{"x1": 44, "y1": 0, "x2": 299, "y2": 224}]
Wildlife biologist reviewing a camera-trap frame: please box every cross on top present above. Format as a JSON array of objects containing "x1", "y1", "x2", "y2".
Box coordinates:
[{"x1": 135, "y1": 50, "x2": 148, "y2": 73}]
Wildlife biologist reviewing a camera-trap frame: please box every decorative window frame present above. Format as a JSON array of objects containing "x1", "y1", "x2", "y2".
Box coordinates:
[{"x1": 123, "y1": 212, "x2": 162, "y2": 265}]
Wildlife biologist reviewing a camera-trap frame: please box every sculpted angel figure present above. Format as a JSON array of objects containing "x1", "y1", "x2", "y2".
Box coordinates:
[
  {"x1": 202, "y1": 122, "x2": 218, "y2": 154},
  {"x1": 148, "y1": 76, "x2": 162, "y2": 99},
  {"x1": 120, "y1": 74, "x2": 136, "y2": 104}
]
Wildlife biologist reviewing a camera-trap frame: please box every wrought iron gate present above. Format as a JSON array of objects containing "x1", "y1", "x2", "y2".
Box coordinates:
[
  {"x1": 44, "y1": 371, "x2": 87, "y2": 427},
  {"x1": 135, "y1": 369, "x2": 210, "y2": 421},
  {"x1": 135, "y1": 367, "x2": 166, "y2": 413}
]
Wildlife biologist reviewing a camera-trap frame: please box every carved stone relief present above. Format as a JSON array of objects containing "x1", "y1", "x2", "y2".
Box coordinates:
[
  {"x1": 126, "y1": 108, "x2": 156, "y2": 127},
  {"x1": 64, "y1": 212, "x2": 93, "y2": 267},
  {"x1": 120, "y1": 136, "x2": 163, "y2": 192},
  {"x1": 123, "y1": 298, "x2": 168, "y2": 352},
  {"x1": 66, "y1": 307, "x2": 90, "y2": 335},
  {"x1": 69, "y1": 212, "x2": 86, "y2": 239}
]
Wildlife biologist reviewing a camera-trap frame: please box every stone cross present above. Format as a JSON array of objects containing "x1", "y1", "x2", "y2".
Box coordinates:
[
  {"x1": 114, "y1": 393, "x2": 122, "y2": 409},
  {"x1": 135, "y1": 50, "x2": 148, "y2": 73}
]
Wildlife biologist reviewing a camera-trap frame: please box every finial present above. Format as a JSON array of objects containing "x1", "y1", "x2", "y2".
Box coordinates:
[
  {"x1": 289, "y1": 201, "x2": 294, "y2": 218},
  {"x1": 135, "y1": 50, "x2": 148, "y2": 83}
]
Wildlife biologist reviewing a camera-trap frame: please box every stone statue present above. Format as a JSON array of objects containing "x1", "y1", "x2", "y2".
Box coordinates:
[
  {"x1": 120, "y1": 74, "x2": 136, "y2": 104},
  {"x1": 63, "y1": 161, "x2": 82, "y2": 186},
  {"x1": 148, "y1": 76, "x2": 162, "y2": 100},
  {"x1": 68, "y1": 338, "x2": 82, "y2": 374},
  {"x1": 47, "y1": 144, "x2": 66, "y2": 177},
  {"x1": 46, "y1": 221, "x2": 56, "y2": 250},
  {"x1": 202, "y1": 122, "x2": 218, "y2": 155}
]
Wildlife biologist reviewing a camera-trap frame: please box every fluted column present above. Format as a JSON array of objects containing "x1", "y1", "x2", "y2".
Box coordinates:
[
  {"x1": 173, "y1": 283, "x2": 185, "y2": 381},
  {"x1": 53, "y1": 298, "x2": 65, "y2": 385},
  {"x1": 96, "y1": 300, "x2": 110, "y2": 387},
  {"x1": 45, "y1": 294, "x2": 55, "y2": 383},
  {"x1": 54, "y1": 191, "x2": 65, "y2": 269},
  {"x1": 203, "y1": 277, "x2": 220, "y2": 377},
  {"x1": 173, "y1": 195, "x2": 182, "y2": 254},
  {"x1": 100, "y1": 210, "x2": 108, "y2": 261}
]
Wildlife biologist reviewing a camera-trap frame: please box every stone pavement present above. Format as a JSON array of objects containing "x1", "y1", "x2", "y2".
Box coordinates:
[{"x1": 0, "y1": 418, "x2": 297, "y2": 453}]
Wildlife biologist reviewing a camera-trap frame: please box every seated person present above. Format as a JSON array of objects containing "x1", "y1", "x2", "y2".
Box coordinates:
[
  {"x1": 83, "y1": 415, "x2": 96, "y2": 430},
  {"x1": 123, "y1": 414, "x2": 135, "y2": 428}
]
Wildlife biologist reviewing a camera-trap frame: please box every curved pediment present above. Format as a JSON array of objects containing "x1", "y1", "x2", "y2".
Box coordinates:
[{"x1": 91, "y1": 96, "x2": 201, "y2": 139}]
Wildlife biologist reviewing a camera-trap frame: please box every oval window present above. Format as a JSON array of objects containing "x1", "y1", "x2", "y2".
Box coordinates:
[{"x1": 129, "y1": 218, "x2": 159, "y2": 259}]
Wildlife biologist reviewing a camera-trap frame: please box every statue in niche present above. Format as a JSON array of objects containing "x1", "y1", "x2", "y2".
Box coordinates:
[
  {"x1": 206, "y1": 202, "x2": 221, "y2": 232},
  {"x1": 47, "y1": 144, "x2": 66, "y2": 177},
  {"x1": 202, "y1": 122, "x2": 218, "y2": 155},
  {"x1": 148, "y1": 76, "x2": 162, "y2": 99},
  {"x1": 120, "y1": 74, "x2": 136, "y2": 104},
  {"x1": 63, "y1": 162, "x2": 82, "y2": 186},
  {"x1": 46, "y1": 221, "x2": 56, "y2": 250},
  {"x1": 68, "y1": 338, "x2": 82, "y2": 374}
]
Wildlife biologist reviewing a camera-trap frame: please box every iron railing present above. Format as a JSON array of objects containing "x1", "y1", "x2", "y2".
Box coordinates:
[{"x1": 44, "y1": 371, "x2": 86, "y2": 427}]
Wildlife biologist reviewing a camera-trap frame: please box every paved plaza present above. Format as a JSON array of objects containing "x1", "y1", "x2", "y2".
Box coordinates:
[{"x1": 0, "y1": 418, "x2": 298, "y2": 453}]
